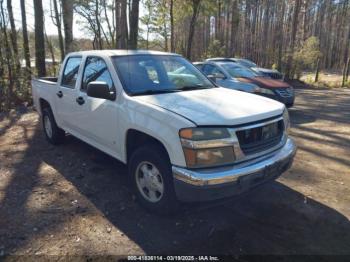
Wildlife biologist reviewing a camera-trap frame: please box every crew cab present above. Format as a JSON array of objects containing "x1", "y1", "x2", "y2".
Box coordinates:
[{"x1": 32, "y1": 50, "x2": 296, "y2": 214}]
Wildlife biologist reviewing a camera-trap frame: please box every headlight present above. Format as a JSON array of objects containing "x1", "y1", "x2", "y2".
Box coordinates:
[
  {"x1": 183, "y1": 147, "x2": 235, "y2": 168},
  {"x1": 253, "y1": 87, "x2": 275, "y2": 95},
  {"x1": 179, "y1": 128, "x2": 235, "y2": 168},
  {"x1": 283, "y1": 108, "x2": 290, "y2": 133}
]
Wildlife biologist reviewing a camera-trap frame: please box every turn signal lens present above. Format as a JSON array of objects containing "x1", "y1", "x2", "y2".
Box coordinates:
[
  {"x1": 179, "y1": 128, "x2": 230, "y2": 141},
  {"x1": 179, "y1": 129, "x2": 193, "y2": 139},
  {"x1": 283, "y1": 108, "x2": 290, "y2": 133}
]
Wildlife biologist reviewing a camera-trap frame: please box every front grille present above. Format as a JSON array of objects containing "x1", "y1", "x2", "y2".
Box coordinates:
[
  {"x1": 236, "y1": 120, "x2": 284, "y2": 155},
  {"x1": 268, "y1": 72, "x2": 283, "y2": 79},
  {"x1": 275, "y1": 88, "x2": 293, "y2": 97}
]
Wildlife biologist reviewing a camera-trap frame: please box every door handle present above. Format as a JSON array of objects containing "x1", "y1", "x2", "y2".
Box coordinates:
[
  {"x1": 76, "y1": 96, "x2": 85, "y2": 105},
  {"x1": 56, "y1": 91, "x2": 63, "y2": 98}
]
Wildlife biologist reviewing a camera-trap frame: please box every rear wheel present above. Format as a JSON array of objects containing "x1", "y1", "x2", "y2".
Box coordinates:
[
  {"x1": 42, "y1": 108, "x2": 65, "y2": 145},
  {"x1": 129, "y1": 144, "x2": 179, "y2": 214}
]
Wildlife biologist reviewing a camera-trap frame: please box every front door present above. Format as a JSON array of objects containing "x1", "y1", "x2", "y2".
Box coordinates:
[{"x1": 72, "y1": 56, "x2": 118, "y2": 154}]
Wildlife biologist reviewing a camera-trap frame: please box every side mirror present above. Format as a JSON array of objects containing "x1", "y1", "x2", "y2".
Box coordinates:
[
  {"x1": 87, "y1": 81, "x2": 116, "y2": 100},
  {"x1": 208, "y1": 72, "x2": 226, "y2": 82}
]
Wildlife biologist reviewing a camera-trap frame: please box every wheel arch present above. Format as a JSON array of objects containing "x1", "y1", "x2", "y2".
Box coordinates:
[
  {"x1": 125, "y1": 129, "x2": 171, "y2": 163},
  {"x1": 39, "y1": 98, "x2": 51, "y2": 114}
]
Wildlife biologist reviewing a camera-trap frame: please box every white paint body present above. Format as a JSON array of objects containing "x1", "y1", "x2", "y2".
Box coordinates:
[{"x1": 31, "y1": 50, "x2": 285, "y2": 168}]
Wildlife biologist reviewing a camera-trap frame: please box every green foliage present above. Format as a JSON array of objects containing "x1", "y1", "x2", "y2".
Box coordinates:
[
  {"x1": 140, "y1": 0, "x2": 171, "y2": 50},
  {"x1": 293, "y1": 37, "x2": 322, "y2": 78},
  {"x1": 206, "y1": 40, "x2": 225, "y2": 58}
]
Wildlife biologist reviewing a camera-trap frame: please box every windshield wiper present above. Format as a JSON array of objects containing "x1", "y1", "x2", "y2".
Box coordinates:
[
  {"x1": 177, "y1": 84, "x2": 214, "y2": 91},
  {"x1": 132, "y1": 85, "x2": 214, "y2": 96},
  {"x1": 132, "y1": 89, "x2": 180, "y2": 96}
]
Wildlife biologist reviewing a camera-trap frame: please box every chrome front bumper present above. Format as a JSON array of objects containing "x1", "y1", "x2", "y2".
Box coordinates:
[{"x1": 172, "y1": 138, "x2": 297, "y2": 202}]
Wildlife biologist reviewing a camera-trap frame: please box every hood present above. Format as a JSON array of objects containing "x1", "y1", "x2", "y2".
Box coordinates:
[
  {"x1": 218, "y1": 79, "x2": 258, "y2": 92},
  {"x1": 133, "y1": 87, "x2": 284, "y2": 126},
  {"x1": 236, "y1": 76, "x2": 290, "y2": 89},
  {"x1": 252, "y1": 67, "x2": 280, "y2": 73}
]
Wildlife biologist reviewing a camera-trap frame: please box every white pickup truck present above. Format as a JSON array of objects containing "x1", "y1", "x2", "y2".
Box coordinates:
[{"x1": 32, "y1": 50, "x2": 296, "y2": 213}]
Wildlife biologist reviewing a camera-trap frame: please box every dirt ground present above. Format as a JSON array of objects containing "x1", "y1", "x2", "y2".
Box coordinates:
[{"x1": 0, "y1": 88, "x2": 350, "y2": 258}]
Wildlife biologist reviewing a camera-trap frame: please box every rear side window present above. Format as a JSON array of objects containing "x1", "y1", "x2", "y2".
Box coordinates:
[
  {"x1": 81, "y1": 57, "x2": 114, "y2": 92},
  {"x1": 61, "y1": 57, "x2": 82, "y2": 88}
]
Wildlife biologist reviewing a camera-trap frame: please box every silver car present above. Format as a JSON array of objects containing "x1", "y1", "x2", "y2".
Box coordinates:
[
  {"x1": 206, "y1": 58, "x2": 284, "y2": 80},
  {"x1": 196, "y1": 61, "x2": 260, "y2": 93}
]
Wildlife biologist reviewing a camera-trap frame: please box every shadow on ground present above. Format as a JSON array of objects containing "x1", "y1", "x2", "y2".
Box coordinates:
[{"x1": 1, "y1": 118, "x2": 350, "y2": 255}]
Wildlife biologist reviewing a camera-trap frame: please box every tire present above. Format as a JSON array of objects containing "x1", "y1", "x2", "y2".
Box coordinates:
[
  {"x1": 42, "y1": 107, "x2": 65, "y2": 145},
  {"x1": 128, "y1": 143, "x2": 179, "y2": 214}
]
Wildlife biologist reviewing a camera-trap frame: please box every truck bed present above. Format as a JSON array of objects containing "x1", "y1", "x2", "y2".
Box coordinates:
[
  {"x1": 31, "y1": 77, "x2": 59, "y2": 114},
  {"x1": 35, "y1": 76, "x2": 58, "y2": 84}
]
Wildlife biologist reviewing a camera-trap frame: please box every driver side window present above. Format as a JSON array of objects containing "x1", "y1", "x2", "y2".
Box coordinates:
[
  {"x1": 81, "y1": 57, "x2": 114, "y2": 92},
  {"x1": 203, "y1": 64, "x2": 222, "y2": 76}
]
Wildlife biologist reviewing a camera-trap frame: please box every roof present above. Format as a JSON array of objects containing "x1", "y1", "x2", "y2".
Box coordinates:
[
  {"x1": 67, "y1": 49, "x2": 180, "y2": 57},
  {"x1": 205, "y1": 57, "x2": 238, "y2": 62},
  {"x1": 202, "y1": 60, "x2": 247, "y2": 69}
]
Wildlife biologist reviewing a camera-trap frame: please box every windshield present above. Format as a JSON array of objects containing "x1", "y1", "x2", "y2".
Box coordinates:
[
  {"x1": 221, "y1": 63, "x2": 259, "y2": 78},
  {"x1": 113, "y1": 55, "x2": 214, "y2": 95},
  {"x1": 237, "y1": 59, "x2": 257, "y2": 68}
]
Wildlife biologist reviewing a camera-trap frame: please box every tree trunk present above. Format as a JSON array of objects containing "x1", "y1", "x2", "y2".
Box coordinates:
[
  {"x1": 0, "y1": 0, "x2": 14, "y2": 109},
  {"x1": 346, "y1": 58, "x2": 350, "y2": 82},
  {"x1": 229, "y1": 0, "x2": 238, "y2": 57},
  {"x1": 95, "y1": 0, "x2": 103, "y2": 49},
  {"x1": 103, "y1": 0, "x2": 115, "y2": 47},
  {"x1": 45, "y1": 31, "x2": 56, "y2": 76},
  {"x1": 52, "y1": 0, "x2": 65, "y2": 61},
  {"x1": 116, "y1": 0, "x2": 128, "y2": 49},
  {"x1": 342, "y1": 57, "x2": 350, "y2": 86},
  {"x1": 20, "y1": 0, "x2": 31, "y2": 100},
  {"x1": 170, "y1": 0, "x2": 175, "y2": 52},
  {"x1": 6, "y1": 0, "x2": 20, "y2": 72},
  {"x1": 7, "y1": 0, "x2": 21, "y2": 98},
  {"x1": 262, "y1": 1, "x2": 270, "y2": 66},
  {"x1": 0, "y1": 14, "x2": 5, "y2": 111},
  {"x1": 62, "y1": 0, "x2": 74, "y2": 53},
  {"x1": 163, "y1": 17, "x2": 168, "y2": 52},
  {"x1": 186, "y1": 0, "x2": 201, "y2": 60},
  {"x1": 33, "y1": 0, "x2": 46, "y2": 77},
  {"x1": 224, "y1": 3, "x2": 230, "y2": 56},
  {"x1": 20, "y1": 0, "x2": 31, "y2": 70},
  {"x1": 217, "y1": 0, "x2": 222, "y2": 42},
  {"x1": 115, "y1": 0, "x2": 120, "y2": 48},
  {"x1": 285, "y1": 0, "x2": 302, "y2": 79},
  {"x1": 277, "y1": 0, "x2": 285, "y2": 71},
  {"x1": 314, "y1": 58, "x2": 320, "y2": 82},
  {"x1": 129, "y1": 0, "x2": 139, "y2": 49}
]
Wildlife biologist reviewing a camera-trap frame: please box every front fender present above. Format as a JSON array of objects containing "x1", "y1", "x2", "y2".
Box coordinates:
[{"x1": 117, "y1": 96, "x2": 195, "y2": 167}]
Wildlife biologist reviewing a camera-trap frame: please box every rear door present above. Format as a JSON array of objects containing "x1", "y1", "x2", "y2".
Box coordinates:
[
  {"x1": 71, "y1": 56, "x2": 118, "y2": 153},
  {"x1": 55, "y1": 56, "x2": 83, "y2": 130}
]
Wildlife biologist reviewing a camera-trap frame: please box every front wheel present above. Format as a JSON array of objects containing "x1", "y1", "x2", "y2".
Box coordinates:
[{"x1": 129, "y1": 144, "x2": 179, "y2": 214}]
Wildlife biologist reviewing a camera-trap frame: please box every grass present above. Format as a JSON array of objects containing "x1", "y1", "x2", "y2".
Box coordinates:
[{"x1": 300, "y1": 71, "x2": 349, "y2": 88}]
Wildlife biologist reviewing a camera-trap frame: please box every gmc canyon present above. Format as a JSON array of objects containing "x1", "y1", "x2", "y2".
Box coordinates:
[{"x1": 32, "y1": 50, "x2": 296, "y2": 213}]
